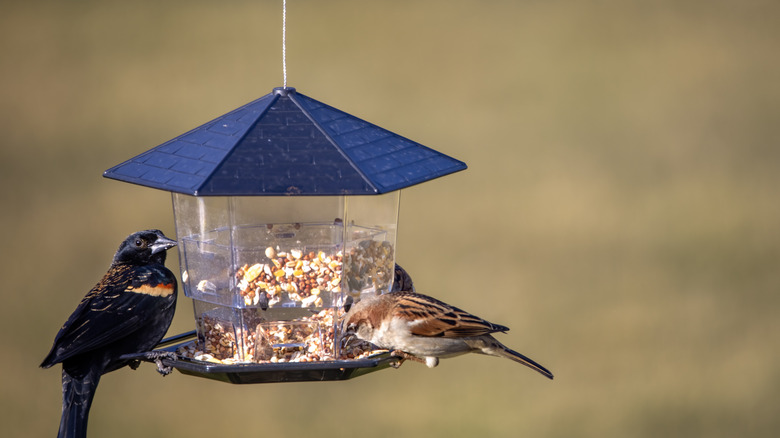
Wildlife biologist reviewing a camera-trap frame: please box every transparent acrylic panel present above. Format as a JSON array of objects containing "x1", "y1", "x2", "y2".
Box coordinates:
[
  {"x1": 232, "y1": 223, "x2": 345, "y2": 309},
  {"x1": 230, "y1": 196, "x2": 345, "y2": 226},
  {"x1": 179, "y1": 229, "x2": 234, "y2": 306},
  {"x1": 174, "y1": 193, "x2": 400, "y2": 311},
  {"x1": 342, "y1": 192, "x2": 399, "y2": 298},
  {"x1": 172, "y1": 194, "x2": 229, "y2": 238},
  {"x1": 190, "y1": 300, "x2": 338, "y2": 364},
  {"x1": 173, "y1": 194, "x2": 234, "y2": 305},
  {"x1": 255, "y1": 320, "x2": 323, "y2": 363},
  {"x1": 191, "y1": 300, "x2": 264, "y2": 362}
]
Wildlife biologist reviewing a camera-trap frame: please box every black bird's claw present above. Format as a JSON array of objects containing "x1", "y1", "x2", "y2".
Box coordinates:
[{"x1": 142, "y1": 350, "x2": 177, "y2": 376}]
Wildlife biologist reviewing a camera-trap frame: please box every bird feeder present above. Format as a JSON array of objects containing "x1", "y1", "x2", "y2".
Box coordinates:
[{"x1": 104, "y1": 87, "x2": 466, "y2": 383}]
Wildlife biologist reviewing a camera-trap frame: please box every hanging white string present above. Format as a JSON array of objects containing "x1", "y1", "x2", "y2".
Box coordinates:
[{"x1": 282, "y1": 0, "x2": 288, "y2": 88}]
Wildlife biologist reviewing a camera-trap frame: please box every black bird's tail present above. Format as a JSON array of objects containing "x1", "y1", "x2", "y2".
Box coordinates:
[{"x1": 59, "y1": 368, "x2": 100, "y2": 438}]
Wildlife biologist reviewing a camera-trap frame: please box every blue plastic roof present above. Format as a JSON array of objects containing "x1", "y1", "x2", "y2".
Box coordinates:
[{"x1": 103, "y1": 87, "x2": 467, "y2": 196}]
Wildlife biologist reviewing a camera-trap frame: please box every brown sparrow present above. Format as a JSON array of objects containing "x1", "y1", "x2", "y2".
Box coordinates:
[{"x1": 342, "y1": 291, "x2": 553, "y2": 379}]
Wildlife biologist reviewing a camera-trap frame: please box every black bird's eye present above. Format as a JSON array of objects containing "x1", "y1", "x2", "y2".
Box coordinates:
[{"x1": 134, "y1": 239, "x2": 144, "y2": 247}]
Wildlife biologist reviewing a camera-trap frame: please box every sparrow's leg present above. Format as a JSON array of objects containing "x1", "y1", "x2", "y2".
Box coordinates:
[
  {"x1": 390, "y1": 350, "x2": 428, "y2": 368},
  {"x1": 388, "y1": 354, "x2": 406, "y2": 369}
]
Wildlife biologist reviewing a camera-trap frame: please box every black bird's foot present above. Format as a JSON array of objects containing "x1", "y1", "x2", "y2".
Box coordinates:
[
  {"x1": 143, "y1": 350, "x2": 177, "y2": 376},
  {"x1": 128, "y1": 359, "x2": 142, "y2": 370}
]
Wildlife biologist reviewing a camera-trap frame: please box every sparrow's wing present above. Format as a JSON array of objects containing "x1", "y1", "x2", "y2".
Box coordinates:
[
  {"x1": 41, "y1": 264, "x2": 176, "y2": 366},
  {"x1": 392, "y1": 292, "x2": 508, "y2": 338}
]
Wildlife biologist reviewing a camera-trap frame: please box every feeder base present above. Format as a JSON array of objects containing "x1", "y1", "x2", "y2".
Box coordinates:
[{"x1": 123, "y1": 331, "x2": 400, "y2": 384}]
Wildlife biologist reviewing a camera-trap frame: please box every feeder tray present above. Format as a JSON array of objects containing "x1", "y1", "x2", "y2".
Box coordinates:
[{"x1": 126, "y1": 331, "x2": 401, "y2": 384}]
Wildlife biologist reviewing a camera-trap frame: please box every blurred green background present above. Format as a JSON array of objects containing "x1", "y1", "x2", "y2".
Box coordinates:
[{"x1": 2, "y1": 1, "x2": 779, "y2": 437}]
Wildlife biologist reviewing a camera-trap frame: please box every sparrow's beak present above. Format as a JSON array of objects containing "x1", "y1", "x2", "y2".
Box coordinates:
[{"x1": 151, "y1": 235, "x2": 177, "y2": 254}]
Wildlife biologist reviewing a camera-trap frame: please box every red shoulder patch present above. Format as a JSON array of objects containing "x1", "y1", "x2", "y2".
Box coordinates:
[{"x1": 127, "y1": 282, "x2": 175, "y2": 297}]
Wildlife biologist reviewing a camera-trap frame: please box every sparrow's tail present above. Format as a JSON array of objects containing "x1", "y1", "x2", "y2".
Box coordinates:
[
  {"x1": 58, "y1": 368, "x2": 100, "y2": 438},
  {"x1": 484, "y1": 336, "x2": 554, "y2": 380}
]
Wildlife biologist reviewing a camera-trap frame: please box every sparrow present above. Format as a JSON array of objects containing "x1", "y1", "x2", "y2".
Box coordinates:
[
  {"x1": 342, "y1": 291, "x2": 553, "y2": 379},
  {"x1": 41, "y1": 230, "x2": 179, "y2": 438}
]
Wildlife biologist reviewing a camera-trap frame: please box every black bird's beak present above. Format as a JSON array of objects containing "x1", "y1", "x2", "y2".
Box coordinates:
[{"x1": 151, "y1": 235, "x2": 177, "y2": 254}]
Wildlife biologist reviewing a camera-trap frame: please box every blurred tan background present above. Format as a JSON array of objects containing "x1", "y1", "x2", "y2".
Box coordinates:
[{"x1": 2, "y1": 1, "x2": 779, "y2": 437}]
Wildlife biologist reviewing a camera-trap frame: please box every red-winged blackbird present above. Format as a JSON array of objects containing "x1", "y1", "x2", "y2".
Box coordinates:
[
  {"x1": 41, "y1": 230, "x2": 178, "y2": 438},
  {"x1": 343, "y1": 263, "x2": 415, "y2": 313},
  {"x1": 391, "y1": 263, "x2": 415, "y2": 293}
]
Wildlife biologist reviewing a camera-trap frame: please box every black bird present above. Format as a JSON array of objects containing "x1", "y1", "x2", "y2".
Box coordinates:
[
  {"x1": 41, "y1": 230, "x2": 178, "y2": 438},
  {"x1": 390, "y1": 263, "x2": 415, "y2": 293},
  {"x1": 343, "y1": 263, "x2": 415, "y2": 313}
]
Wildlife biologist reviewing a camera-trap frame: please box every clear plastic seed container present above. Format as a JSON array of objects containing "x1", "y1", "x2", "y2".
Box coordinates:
[{"x1": 172, "y1": 193, "x2": 398, "y2": 363}]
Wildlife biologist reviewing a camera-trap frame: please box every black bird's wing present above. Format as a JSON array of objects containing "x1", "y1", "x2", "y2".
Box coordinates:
[{"x1": 41, "y1": 264, "x2": 176, "y2": 367}]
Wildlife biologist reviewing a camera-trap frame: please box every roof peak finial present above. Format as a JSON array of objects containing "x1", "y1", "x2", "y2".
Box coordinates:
[{"x1": 273, "y1": 87, "x2": 296, "y2": 96}]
